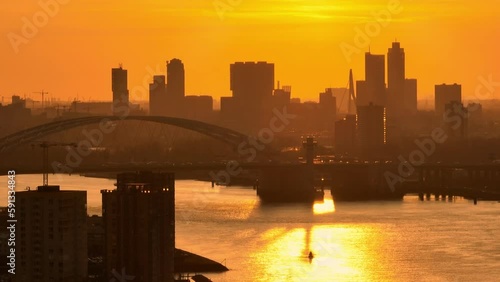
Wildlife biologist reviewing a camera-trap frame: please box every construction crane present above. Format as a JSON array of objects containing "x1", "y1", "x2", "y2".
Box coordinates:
[
  {"x1": 32, "y1": 141, "x2": 77, "y2": 186},
  {"x1": 33, "y1": 90, "x2": 49, "y2": 110}
]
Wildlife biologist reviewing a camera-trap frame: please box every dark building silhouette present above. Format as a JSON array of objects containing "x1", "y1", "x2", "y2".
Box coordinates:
[
  {"x1": 184, "y1": 95, "x2": 213, "y2": 120},
  {"x1": 17, "y1": 185, "x2": 87, "y2": 282},
  {"x1": 272, "y1": 84, "x2": 291, "y2": 108},
  {"x1": 387, "y1": 42, "x2": 405, "y2": 116},
  {"x1": 0, "y1": 95, "x2": 32, "y2": 137},
  {"x1": 335, "y1": 114, "x2": 357, "y2": 155},
  {"x1": 404, "y1": 79, "x2": 418, "y2": 114},
  {"x1": 319, "y1": 88, "x2": 337, "y2": 132},
  {"x1": 444, "y1": 101, "x2": 468, "y2": 140},
  {"x1": 101, "y1": 172, "x2": 175, "y2": 282},
  {"x1": 230, "y1": 62, "x2": 274, "y2": 103},
  {"x1": 112, "y1": 66, "x2": 129, "y2": 116},
  {"x1": 167, "y1": 59, "x2": 185, "y2": 98},
  {"x1": 149, "y1": 75, "x2": 167, "y2": 116},
  {"x1": 221, "y1": 61, "x2": 275, "y2": 131},
  {"x1": 435, "y1": 83, "x2": 461, "y2": 117},
  {"x1": 356, "y1": 80, "x2": 369, "y2": 106},
  {"x1": 364, "y1": 52, "x2": 386, "y2": 107},
  {"x1": 357, "y1": 103, "x2": 386, "y2": 154}
]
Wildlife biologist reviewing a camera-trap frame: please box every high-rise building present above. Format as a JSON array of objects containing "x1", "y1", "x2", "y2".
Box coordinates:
[
  {"x1": 387, "y1": 42, "x2": 405, "y2": 116},
  {"x1": 364, "y1": 52, "x2": 386, "y2": 107},
  {"x1": 101, "y1": 172, "x2": 175, "y2": 282},
  {"x1": 435, "y1": 83, "x2": 462, "y2": 117},
  {"x1": 356, "y1": 80, "x2": 369, "y2": 106},
  {"x1": 335, "y1": 114, "x2": 357, "y2": 155},
  {"x1": 112, "y1": 66, "x2": 129, "y2": 116},
  {"x1": 222, "y1": 61, "x2": 275, "y2": 131},
  {"x1": 167, "y1": 59, "x2": 185, "y2": 98},
  {"x1": 404, "y1": 78, "x2": 418, "y2": 114},
  {"x1": 230, "y1": 62, "x2": 274, "y2": 103},
  {"x1": 319, "y1": 88, "x2": 337, "y2": 132},
  {"x1": 17, "y1": 185, "x2": 87, "y2": 282},
  {"x1": 149, "y1": 75, "x2": 167, "y2": 116},
  {"x1": 357, "y1": 103, "x2": 386, "y2": 153}
]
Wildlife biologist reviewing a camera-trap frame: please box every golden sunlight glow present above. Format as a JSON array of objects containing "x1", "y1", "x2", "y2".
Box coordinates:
[
  {"x1": 3, "y1": 1, "x2": 499, "y2": 102},
  {"x1": 252, "y1": 225, "x2": 389, "y2": 281},
  {"x1": 313, "y1": 192, "x2": 336, "y2": 215}
]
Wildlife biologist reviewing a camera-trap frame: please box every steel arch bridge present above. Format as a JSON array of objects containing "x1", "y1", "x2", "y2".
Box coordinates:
[{"x1": 0, "y1": 116, "x2": 255, "y2": 154}]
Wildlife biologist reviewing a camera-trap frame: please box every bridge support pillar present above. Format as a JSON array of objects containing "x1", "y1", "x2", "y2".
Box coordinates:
[{"x1": 418, "y1": 193, "x2": 424, "y2": 201}]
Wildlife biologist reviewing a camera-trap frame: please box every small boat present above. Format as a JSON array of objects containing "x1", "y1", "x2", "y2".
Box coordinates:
[{"x1": 308, "y1": 251, "x2": 314, "y2": 260}]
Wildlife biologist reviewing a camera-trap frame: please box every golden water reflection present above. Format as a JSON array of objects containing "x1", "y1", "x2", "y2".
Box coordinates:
[
  {"x1": 253, "y1": 225, "x2": 389, "y2": 282},
  {"x1": 313, "y1": 192, "x2": 335, "y2": 215}
]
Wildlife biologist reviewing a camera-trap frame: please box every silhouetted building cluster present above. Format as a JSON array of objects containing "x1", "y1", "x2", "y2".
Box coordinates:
[
  {"x1": 356, "y1": 42, "x2": 417, "y2": 117},
  {"x1": 148, "y1": 59, "x2": 214, "y2": 121}
]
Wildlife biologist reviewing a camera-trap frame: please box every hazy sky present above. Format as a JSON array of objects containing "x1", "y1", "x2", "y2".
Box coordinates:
[{"x1": 2, "y1": 0, "x2": 499, "y2": 104}]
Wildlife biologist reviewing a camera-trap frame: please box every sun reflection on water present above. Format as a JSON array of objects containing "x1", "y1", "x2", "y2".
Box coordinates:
[
  {"x1": 252, "y1": 224, "x2": 387, "y2": 282},
  {"x1": 313, "y1": 192, "x2": 336, "y2": 215}
]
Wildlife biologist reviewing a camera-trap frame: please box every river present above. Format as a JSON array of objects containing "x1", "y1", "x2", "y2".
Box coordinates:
[{"x1": 2, "y1": 174, "x2": 500, "y2": 281}]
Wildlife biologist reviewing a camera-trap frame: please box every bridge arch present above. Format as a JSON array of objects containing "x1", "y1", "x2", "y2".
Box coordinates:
[{"x1": 0, "y1": 116, "x2": 256, "y2": 153}]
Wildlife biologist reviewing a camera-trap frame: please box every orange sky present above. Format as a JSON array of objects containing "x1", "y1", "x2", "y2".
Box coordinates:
[{"x1": 2, "y1": 0, "x2": 500, "y2": 105}]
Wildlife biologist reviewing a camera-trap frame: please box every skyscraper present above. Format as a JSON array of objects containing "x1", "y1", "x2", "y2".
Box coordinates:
[
  {"x1": 387, "y1": 42, "x2": 405, "y2": 116},
  {"x1": 17, "y1": 185, "x2": 87, "y2": 282},
  {"x1": 167, "y1": 59, "x2": 185, "y2": 98},
  {"x1": 365, "y1": 52, "x2": 386, "y2": 107},
  {"x1": 101, "y1": 172, "x2": 175, "y2": 282},
  {"x1": 357, "y1": 103, "x2": 387, "y2": 153},
  {"x1": 319, "y1": 88, "x2": 337, "y2": 132},
  {"x1": 230, "y1": 62, "x2": 274, "y2": 103},
  {"x1": 335, "y1": 114, "x2": 357, "y2": 155},
  {"x1": 149, "y1": 75, "x2": 166, "y2": 116},
  {"x1": 112, "y1": 66, "x2": 129, "y2": 116},
  {"x1": 435, "y1": 83, "x2": 462, "y2": 116},
  {"x1": 404, "y1": 78, "x2": 418, "y2": 114}
]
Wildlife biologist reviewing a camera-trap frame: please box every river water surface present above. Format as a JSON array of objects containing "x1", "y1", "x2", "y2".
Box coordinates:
[{"x1": 3, "y1": 174, "x2": 500, "y2": 281}]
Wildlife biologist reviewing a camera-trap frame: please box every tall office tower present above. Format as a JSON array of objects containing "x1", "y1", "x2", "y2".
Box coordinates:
[
  {"x1": 230, "y1": 62, "x2": 274, "y2": 103},
  {"x1": 167, "y1": 58, "x2": 185, "y2": 98},
  {"x1": 387, "y1": 42, "x2": 405, "y2": 116},
  {"x1": 404, "y1": 79, "x2": 418, "y2": 114},
  {"x1": 335, "y1": 114, "x2": 357, "y2": 155},
  {"x1": 356, "y1": 80, "x2": 369, "y2": 106},
  {"x1": 365, "y1": 52, "x2": 386, "y2": 107},
  {"x1": 149, "y1": 75, "x2": 167, "y2": 116},
  {"x1": 101, "y1": 172, "x2": 175, "y2": 282},
  {"x1": 17, "y1": 185, "x2": 87, "y2": 282},
  {"x1": 112, "y1": 65, "x2": 129, "y2": 116},
  {"x1": 357, "y1": 103, "x2": 387, "y2": 153},
  {"x1": 319, "y1": 88, "x2": 337, "y2": 132},
  {"x1": 435, "y1": 83, "x2": 462, "y2": 117},
  {"x1": 444, "y1": 101, "x2": 468, "y2": 140}
]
